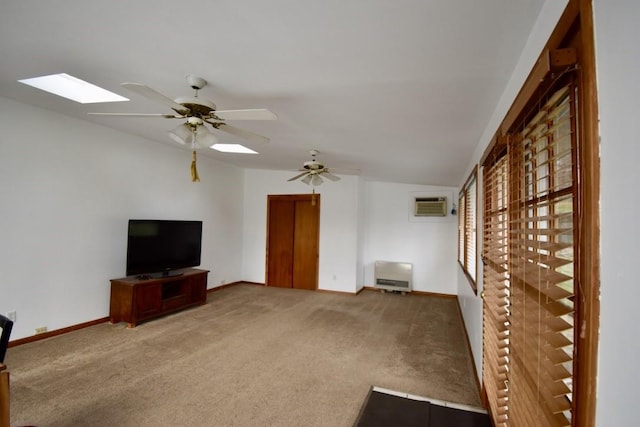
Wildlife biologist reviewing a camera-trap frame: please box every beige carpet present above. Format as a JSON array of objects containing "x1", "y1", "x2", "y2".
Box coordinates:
[{"x1": 7, "y1": 284, "x2": 481, "y2": 426}]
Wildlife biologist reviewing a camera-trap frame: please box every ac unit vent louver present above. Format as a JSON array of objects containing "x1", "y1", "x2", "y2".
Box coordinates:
[{"x1": 414, "y1": 197, "x2": 447, "y2": 217}]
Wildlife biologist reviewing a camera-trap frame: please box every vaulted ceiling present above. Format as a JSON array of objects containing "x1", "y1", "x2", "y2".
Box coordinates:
[{"x1": 0, "y1": 0, "x2": 546, "y2": 186}]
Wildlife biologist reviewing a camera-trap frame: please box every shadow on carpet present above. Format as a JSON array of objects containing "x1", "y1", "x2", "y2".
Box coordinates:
[{"x1": 354, "y1": 387, "x2": 491, "y2": 427}]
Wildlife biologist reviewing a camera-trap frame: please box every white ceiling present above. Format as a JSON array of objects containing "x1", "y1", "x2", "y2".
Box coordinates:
[{"x1": 0, "y1": 0, "x2": 546, "y2": 186}]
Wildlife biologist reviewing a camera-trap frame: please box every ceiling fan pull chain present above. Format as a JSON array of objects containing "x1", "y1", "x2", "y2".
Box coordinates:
[
  {"x1": 191, "y1": 149, "x2": 200, "y2": 182},
  {"x1": 189, "y1": 128, "x2": 200, "y2": 182}
]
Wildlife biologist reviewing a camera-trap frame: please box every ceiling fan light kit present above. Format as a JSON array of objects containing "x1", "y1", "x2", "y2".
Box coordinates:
[
  {"x1": 88, "y1": 75, "x2": 277, "y2": 181},
  {"x1": 168, "y1": 123, "x2": 192, "y2": 145}
]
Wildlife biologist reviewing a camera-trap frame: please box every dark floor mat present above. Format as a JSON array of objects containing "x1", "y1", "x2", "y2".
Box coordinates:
[
  {"x1": 354, "y1": 387, "x2": 491, "y2": 427},
  {"x1": 429, "y1": 404, "x2": 492, "y2": 427},
  {"x1": 354, "y1": 389, "x2": 430, "y2": 426}
]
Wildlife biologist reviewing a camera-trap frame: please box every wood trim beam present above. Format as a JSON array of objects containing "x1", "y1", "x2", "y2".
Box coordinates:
[
  {"x1": 573, "y1": 0, "x2": 600, "y2": 425},
  {"x1": 501, "y1": 48, "x2": 577, "y2": 134},
  {"x1": 8, "y1": 317, "x2": 109, "y2": 347}
]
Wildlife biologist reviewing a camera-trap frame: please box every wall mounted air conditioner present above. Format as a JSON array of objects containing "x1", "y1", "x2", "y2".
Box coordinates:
[
  {"x1": 374, "y1": 261, "x2": 412, "y2": 294},
  {"x1": 414, "y1": 197, "x2": 447, "y2": 217}
]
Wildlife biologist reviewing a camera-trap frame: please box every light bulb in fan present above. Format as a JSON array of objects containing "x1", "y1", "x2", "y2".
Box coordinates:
[
  {"x1": 168, "y1": 123, "x2": 192, "y2": 145},
  {"x1": 194, "y1": 127, "x2": 218, "y2": 148}
]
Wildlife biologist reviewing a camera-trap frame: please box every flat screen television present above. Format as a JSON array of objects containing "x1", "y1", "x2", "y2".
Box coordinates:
[{"x1": 126, "y1": 219, "x2": 203, "y2": 278}]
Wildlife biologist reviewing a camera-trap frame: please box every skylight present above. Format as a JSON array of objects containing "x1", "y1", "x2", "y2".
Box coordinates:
[
  {"x1": 18, "y1": 73, "x2": 129, "y2": 104},
  {"x1": 211, "y1": 144, "x2": 258, "y2": 154}
]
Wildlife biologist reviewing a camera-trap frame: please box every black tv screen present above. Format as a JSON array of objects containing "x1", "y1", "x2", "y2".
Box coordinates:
[{"x1": 126, "y1": 219, "x2": 203, "y2": 277}]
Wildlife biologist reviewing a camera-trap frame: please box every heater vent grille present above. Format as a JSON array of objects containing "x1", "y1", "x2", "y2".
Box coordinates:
[{"x1": 374, "y1": 261, "x2": 412, "y2": 293}]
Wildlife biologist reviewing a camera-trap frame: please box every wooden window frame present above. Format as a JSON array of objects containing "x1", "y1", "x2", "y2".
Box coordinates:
[
  {"x1": 458, "y1": 165, "x2": 478, "y2": 293},
  {"x1": 479, "y1": 1, "x2": 600, "y2": 425}
]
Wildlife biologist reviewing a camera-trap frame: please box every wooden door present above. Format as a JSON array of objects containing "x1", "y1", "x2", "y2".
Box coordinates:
[
  {"x1": 292, "y1": 198, "x2": 319, "y2": 290},
  {"x1": 266, "y1": 194, "x2": 319, "y2": 290},
  {"x1": 266, "y1": 197, "x2": 296, "y2": 287}
]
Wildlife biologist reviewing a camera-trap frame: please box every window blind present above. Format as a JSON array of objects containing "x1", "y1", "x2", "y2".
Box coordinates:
[
  {"x1": 465, "y1": 175, "x2": 477, "y2": 282},
  {"x1": 508, "y1": 84, "x2": 575, "y2": 427},
  {"x1": 482, "y1": 152, "x2": 510, "y2": 426},
  {"x1": 459, "y1": 168, "x2": 477, "y2": 290},
  {"x1": 459, "y1": 192, "x2": 466, "y2": 266},
  {"x1": 482, "y1": 83, "x2": 576, "y2": 427}
]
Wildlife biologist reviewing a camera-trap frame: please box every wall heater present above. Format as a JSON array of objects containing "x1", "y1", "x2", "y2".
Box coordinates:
[{"x1": 374, "y1": 261, "x2": 413, "y2": 294}]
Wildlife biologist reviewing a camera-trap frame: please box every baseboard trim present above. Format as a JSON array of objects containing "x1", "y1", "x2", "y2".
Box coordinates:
[
  {"x1": 241, "y1": 281, "x2": 265, "y2": 286},
  {"x1": 455, "y1": 297, "x2": 483, "y2": 400},
  {"x1": 362, "y1": 286, "x2": 456, "y2": 299},
  {"x1": 316, "y1": 288, "x2": 358, "y2": 296},
  {"x1": 11, "y1": 282, "x2": 258, "y2": 346},
  {"x1": 206, "y1": 281, "x2": 265, "y2": 293},
  {"x1": 9, "y1": 317, "x2": 110, "y2": 348}
]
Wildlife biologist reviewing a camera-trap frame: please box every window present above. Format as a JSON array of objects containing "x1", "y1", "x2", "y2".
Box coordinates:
[
  {"x1": 483, "y1": 83, "x2": 577, "y2": 427},
  {"x1": 458, "y1": 166, "x2": 477, "y2": 292},
  {"x1": 480, "y1": 2, "x2": 599, "y2": 425}
]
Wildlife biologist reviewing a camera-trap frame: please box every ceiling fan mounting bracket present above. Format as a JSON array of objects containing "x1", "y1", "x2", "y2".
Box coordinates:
[
  {"x1": 186, "y1": 74, "x2": 207, "y2": 91},
  {"x1": 304, "y1": 160, "x2": 324, "y2": 170},
  {"x1": 303, "y1": 149, "x2": 323, "y2": 170}
]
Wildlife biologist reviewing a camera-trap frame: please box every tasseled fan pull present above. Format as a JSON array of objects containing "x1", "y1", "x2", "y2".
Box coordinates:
[{"x1": 190, "y1": 149, "x2": 200, "y2": 182}]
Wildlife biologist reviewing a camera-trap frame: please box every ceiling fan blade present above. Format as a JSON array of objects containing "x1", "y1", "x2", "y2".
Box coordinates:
[
  {"x1": 210, "y1": 108, "x2": 277, "y2": 121},
  {"x1": 288, "y1": 171, "x2": 309, "y2": 182},
  {"x1": 322, "y1": 171, "x2": 341, "y2": 181},
  {"x1": 88, "y1": 112, "x2": 181, "y2": 118},
  {"x1": 121, "y1": 82, "x2": 190, "y2": 115},
  {"x1": 311, "y1": 174, "x2": 324, "y2": 186},
  {"x1": 213, "y1": 123, "x2": 270, "y2": 144}
]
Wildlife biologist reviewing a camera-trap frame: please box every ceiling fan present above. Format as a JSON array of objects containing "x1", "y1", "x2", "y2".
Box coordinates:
[
  {"x1": 288, "y1": 149, "x2": 341, "y2": 186},
  {"x1": 89, "y1": 75, "x2": 276, "y2": 182},
  {"x1": 89, "y1": 74, "x2": 277, "y2": 148}
]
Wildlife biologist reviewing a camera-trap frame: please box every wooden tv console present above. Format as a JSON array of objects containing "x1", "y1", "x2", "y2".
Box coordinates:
[{"x1": 109, "y1": 268, "x2": 209, "y2": 328}]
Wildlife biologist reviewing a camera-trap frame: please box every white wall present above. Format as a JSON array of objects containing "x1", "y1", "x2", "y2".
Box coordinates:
[
  {"x1": 0, "y1": 97, "x2": 245, "y2": 341},
  {"x1": 241, "y1": 171, "x2": 458, "y2": 295},
  {"x1": 242, "y1": 169, "x2": 361, "y2": 293},
  {"x1": 362, "y1": 181, "x2": 458, "y2": 294},
  {"x1": 455, "y1": 0, "x2": 569, "y2": 381},
  {"x1": 593, "y1": 1, "x2": 640, "y2": 425}
]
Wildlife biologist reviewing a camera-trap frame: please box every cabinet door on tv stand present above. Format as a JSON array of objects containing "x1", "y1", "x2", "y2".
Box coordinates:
[
  {"x1": 136, "y1": 283, "x2": 162, "y2": 318},
  {"x1": 188, "y1": 274, "x2": 207, "y2": 303}
]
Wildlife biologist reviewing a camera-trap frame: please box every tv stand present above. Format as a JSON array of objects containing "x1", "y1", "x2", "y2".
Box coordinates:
[
  {"x1": 109, "y1": 268, "x2": 209, "y2": 328},
  {"x1": 137, "y1": 270, "x2": 184, "y2": 280},
  {"x1": 159, "y1": 270, "x2": 183, "y2": 278}
]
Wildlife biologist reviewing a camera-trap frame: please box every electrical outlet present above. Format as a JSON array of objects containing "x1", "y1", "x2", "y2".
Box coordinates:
[
  {"x1": 7, "y1": 311, "x2": 16, "y2": 322},
  {"x1": 35, "y1": 326, "x2": 47, "y2": 334}
]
